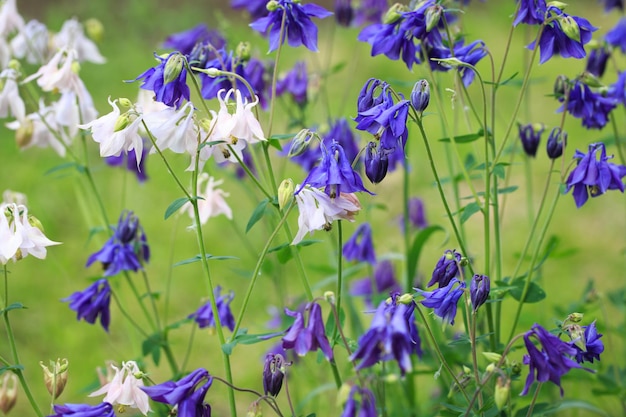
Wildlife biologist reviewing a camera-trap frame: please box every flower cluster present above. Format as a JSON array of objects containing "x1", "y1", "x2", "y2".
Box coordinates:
[{"x1": 89, "y1": 361, "x2": 150, "y2": 415}]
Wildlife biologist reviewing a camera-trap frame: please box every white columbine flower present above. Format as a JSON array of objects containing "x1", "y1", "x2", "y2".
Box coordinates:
[
  {"x1": 10, "y1": 19, "x2": 49, "y2": 64},
  {"x1": 292, "y1": 186, "x2": 361, "y2": 245},
  {"x1": 89, "y1": 361, "x2": 150, "y2": 415},
  {"x1": 143, "y1": 101, "x2": 198, "y2": 154},
  {"x1": 79, "y1": 98, "x2": 144, "y2": 166},
  {"x1": 24, "y1": 49, "x2": 80, "y2": 93},
  {"x1": 53, "y1": 18, "x2": 105, "y2": 63},
  {"x1": 0, "y1": 0, "x2": 24, "y2": 37},
  {"x1": 0, "y1": 68, "x2": 25, "y2": 121},
  {"x1": 0, "y1": 202, "x2": 60, "y2": 264},
  {"x1": 182, "y1": 173, "x2": 232, "y2": 225}
]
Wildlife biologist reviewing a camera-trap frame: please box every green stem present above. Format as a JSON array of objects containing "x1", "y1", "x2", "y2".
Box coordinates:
[
  {"x1": 124, "y1": 273, "x2": 156, "y2": 332},
  {"x1": 525, "y1": 383, "x2": 543, "y2": 417},
  {"x1": 336, "y1": 220, "x2": 344, "y2": 320},
  {"x1": 110, "y1": 290, "x2": 150, "y2": 339},
  {"x1": 610, "y1": 111, "x2": 626, "y2": 166},
  {"x1": 403, "y1": 140, "x2": 412, "y2": 292}
]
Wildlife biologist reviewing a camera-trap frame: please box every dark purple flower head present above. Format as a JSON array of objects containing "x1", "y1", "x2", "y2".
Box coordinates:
[
  {"x1": 570, "y1": 321, "x2": 604, "y2": 364},
  {"x1": 558, "y1": 79, "x2": 617, "y2": 130},
  {"x1": 416, "y1": 278, "x2": 466, "y2": 325},
  {"x1": 86, "y1": 211, "x2": 149, "y2": 277},
  {"x1": 566, "y1": 142, "x2": 626, "y2": 208},
  {"x1": 335, "y1": 0, "x2": 354, "y2": 27},
  {"x1": 298, "y1": 140, "x2": 372, "y2": 197},
  {"x1": 50, "y1": 402, "x2": 114, "y2": 417},
  {"x1": 610, "y1": 71, "x2": 626, "y2": 106},
  {"x1": 428, "y1": 249, "x2": 462, "y2": 288},
  {"x1": 250, "y1": 0, "x2": 333, "y2": 52},
  {"x1": 529, "y1": 7, "x2": 597, "y2": 64},
  {"x1": 518, "y1": 123, "x2": 544, "y2": 157},
  {"x1": 323, "y1": 118, "x2": 360, "y2": 166},
  {"x1": 521, "y1": 324, "x2": 583, "y2": 396},
  {"x1": 350, "y1": 260, "x2": 401, "y2": 306},
  {"x1": 343, "y1": 222, "x2": 376, "y2": 264},
  {"x1": 350, "y1": 296, "x2": 421, "y2": 374},
  {"x1": 513, "y1": 0, "x2": 547, "y2": 26},
  {"x1": 263, "y1": 353, "x2": 285, "y2": 396},
  {"x1": 135, "y1": 52, "x2": 190, "y2": 108},
  {"x1": 282, "y1": 302, "x2": 333, "y2": 360},
  {"x1": 606, "y1": 18, "x2": 626, "y2": 53},
  {"x1": 364, "y1": 141, "x2": 390, "y2": 184},
  {"x1": 105, "y1": 148, "x2": 148, "y2": 182},
  {"x1": 62, "y1": 279, "x2": 111, "y2": 332},
  {"x1": 188, "y1": 286, "x2": 236, "y2": 331},
  {"x1": 276, "y1": 61, "x2": 308, "y2": 105},
  {"x1": 177, "y1": 380, "x2": 212, "y2": 417},
  {"x1": 585, "y1": 46, "x2": 610, "y2": 78},
  {"x1": 546, "y1": 127, "x2": 566, "y2": 159},
  {"x1": 341, "y1": 386, "x2": 377, "y2": 417},
  {"x1": 399, "y1": 197, "x2": 428, "y2": 232},
  {"x1": 353, "y1": 0, "x2": 388, "y2": 25},
  {"x1": 410, "y1": 79, "x2": 430, "y2": 114},
  {"x1": 231, "y1": 0, "x2": 270, "y2": 20},
  {"x1": 601, "y1": 0, "x2": 624, "y2": 12},
  {"x1": 470, "y1": 274, "x2": 490, "y2": 312},
  {"x1": 142, "y1": 368, "x2": 211, "y2": 408},
  {"x1": 163, "y1": 24, "x2": 225, "y2": 55}
]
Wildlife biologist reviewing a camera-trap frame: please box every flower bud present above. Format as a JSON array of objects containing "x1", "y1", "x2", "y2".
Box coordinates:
[
  {"x1": 28, "y1": 215, "x2": 45, "y2": 233},
  {"x1": 247, "y1": 402, "x2": 262, "y2": 417},
  {"x1": 567, "y1": 312, "x2": 584, "y2": 323},
  {"x1": 324, "y1": 291, "x2": 336, "y2": 305},
  {"x1": 482, "y1": 352, "x2": 502, "y2": 363},
  {"x1": 485, "y1": 363, "x2": 496, "y2": 373},
  {"x1": 263, "y1": 354, "x2": 285, "y2": 397},
  {"x1": 8, "y1": 59, "x2": 20, "y2": 73},
  {"x1": 397, "y1": 293, "x2": 414, "y2": 305},
  {"x1": 546, "y1": 127, "x2": 566, "y2": 159},
  {"x1": 558, "y1": 15, "x2": 580, "y2": 42},
  {"x1": 266, "y1": 0, "x2": 280, "y2": 11},
  {"x1": 383, "y1": 4, "x2": 408, "y2": 24},
  {"x1": 428, "y1": 249, "x2": 462, "y2": 287},
  {"x1": 118, "y1": 97, "x2": 133, "y2": 108},
  {"x1": 278, "y1": 179, "x2": 295, "y2": 210},
  {"x1": 547, "y1": 1, "x2": 568, "y2": 10},
  {"x1": 410, "y1": 79, "x2": 430, "y2": 114},
  {"x1": 85, "y1": 18, "x2": 104, "y2": 43},
  {"x1": 164, "y1": 53, "x2": 185, "y2": 85},
  {"x1": 553, "y1": 75, "x2": 568, "y2": 98},
  {"x1": 470, "y1": 274, "x2": 490, "y2": 312},
  {"x1": 236, "y1": 42, "x2": 251, "y2": 61},
  {"x1": 288, "y1": 129, "x2": 315, "y2": 158},
  {"x1": 518, "y1": 123, "x2": 544, "y2": 157},
  {"x1": 40, "y1": 358, "x2": 69, "y2": 399},
  {"x1": 0, "y1": 373, "x2": 17, "y2": 414},
  {"x1": 511, "y1": 361, "x2": 521, "y2": 376},
  {"x1": 15, "y1": 119, "x2": 34, "y2": 148},
  {"x1": 364, "y1": 142, "x2": 389, "y2": 184},
  {"x1": 494, "y1": 376, "x2": 510, "y2": 410},
  {"x1": 425, "y1": 5, "x2": 443, "y2": 32},
  {"x1": 334, "y1": 0, "x2": 353, "y2": 27},
  {"x1": 585, "y1": 45, "x2": 610, "y2": 78}
]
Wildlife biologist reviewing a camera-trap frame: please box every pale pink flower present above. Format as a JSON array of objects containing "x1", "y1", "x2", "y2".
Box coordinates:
[
  {"x1": 53, "y1": 18, "x2": 105, "y2": 63},
  {"x1": 182, "y1": 173, "x2": 232, "y2": 225},
  {"x1": 292, "y1": 186, "x2": 361, "y2": 244},
  {"x1": 90, "y1": 361, "x2": 150, "y2": 415}
]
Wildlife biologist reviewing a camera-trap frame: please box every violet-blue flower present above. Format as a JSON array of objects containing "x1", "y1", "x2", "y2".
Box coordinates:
[
  {"x1": 416, "y1": 278, "x2": 466, "y2": 325},
  {"x1": 231, "y1": 0, "x2": 270, "y2": 20},
  {"x1": 49, "y1": 402, "x2": 114, "y2": 417},
  {"x1": 335, "y1": 0, "x2": 354, "y2": 27},
  {"x1": 163, "y1": 24, "x2": 225, "y2": 55},
  {"x1": 606, "y1": 18, "x2": 626, "y2": 53},
  {"x1": 343, "y1": 222, "x2": 376, "y2": 264},
  {"x1": 518, "y1": 123, "x2": 544, "y2": 157},
  {"x1": 323, "y1": 118, "x2": 360, "y2": 166},
  {"x1": 341, "y1": 386, "x2": 377, "y2": 417},
  {"x1": 585, "y1": 46, "x2": 610, "y2": 78},
  {"x1": 298, "y1": 140, "x2": 372, "y2": 197},
  {"x1": 135, "y1": 52, "x2": 190, "y2": 108},
  {"x1": 571, "y1": 321, "x2": 604, "y2": 364},
  {"x1": 197, "y1": 49, "x2": 249, "y2": 100},
  {"x1": 565, "y1": 142, "x2": 626, "y2": 208},
  {"x1": 263, "y1": 353, "x2": 285, "y2": 397},
  {"x1": 62, "y1": 279, "x2": 111, "y2": 332},
  {"x1": 188, "y1": 286, "x2": 236, "y2": 331},
  {"x1": 142, "y1": 368, "x2": 212, "y2": 413},
  {"x1": 601, "y1": 0, "x2": 624, "y2": 12},
  {"x1": 282, "y1": 301, "x2": 334, "y2": 360},
  {"x1": 400, "y1": 197, "x2": 428, "y2": 230},
  {"x1": 276, "y1": 61, "x2": 308, "y2": 105},
  {"x1": 350, "y1": 260, "x2": 401, "y2": 306},
  {"x1": 470, "y1": 274, "x2": 490, "y2": 312},
  {"x1": 364, "y1": 141, "x2": 390, "y2": 184},
  {"x1": 353, "y1": 0, "x2": 388, "y2": 26},
  {"x1": 521, "y1": 323, "x2": 583, "y2": 396},
  {"x1": 546, "y1": 127, "x2": 566, "y2": 159},
  {"x1": 421, "y1": 36, "x2": 487, "y2": 87},
  {"x1": 249, "y1": 0, "x2": 333, "y2": 52},
  {"x1": 86, "y1": 211, "x2": 150, "y2": 277},
  {"x1": 349, "y1": 297, "x2": 418, "y2": 375},
  {"x1": 609, "y1": 71, "x2": 626, "y2": 106},
  {"x1": 105, "y1": 148, "x2": 148, "y2": 182},
  {"x1": 513, "y1": 0, "x2": 547, "y2": 26},
  {"x1": 428, "y1": 249, "x2": 462, "y2": 288},
  {"x1": 558, "y1": 79, "x2": 617, "y2": 130}
]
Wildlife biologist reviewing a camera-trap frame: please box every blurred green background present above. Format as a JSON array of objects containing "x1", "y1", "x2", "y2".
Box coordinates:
[{"x1": 1, "y1": 0, "x2": 625, "y2": 416}]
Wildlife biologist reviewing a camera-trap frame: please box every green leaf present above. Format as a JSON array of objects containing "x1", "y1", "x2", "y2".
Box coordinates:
[
  {"x1": 0, "y1": 303, "x2": 26, "y2": 315},
  {"x1": 407, "y1": 225, "x2": 446, "y2": 284},
  {"x1": 438, "y1": 130, "x2": 484, "y2": 144},
  {"x1": 246, "y1": 198, "x2": 270, "y2": 233},
  {"x1": 45, "y1": 162, "x2": 85, "y2": 176},
  {"x1": 173, "y1": 254, "x2": 238, "y2": 267},
  {"x1": 142, "y1": 333, "x2": 163, "y2": 365},
  {"x1": 509, "y1": 277, "x2": 546, "y2": 303},
  {"x1": 484, "y1": 71, "x2": 519, "y2": 87},
  {"x1": 221, "y1": 329, "x2": 283, "y2": 355},
  {"x1": 276, "y1": 245, "x2": 293, "y2": 264},
  {"x1": 545, "y1": 400, "x2": 611, "y2": 416},
  {"x1": 460, "y1": 202, "x2": 481, "y2": 224},
  {"x1": 164, "y1": 197, "x2": 190, "y2": 220}
]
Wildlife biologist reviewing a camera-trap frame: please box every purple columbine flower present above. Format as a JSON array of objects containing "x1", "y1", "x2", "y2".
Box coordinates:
[
  {"x1": 49, "y1": 402, "x2": 114, "y2": 417},
  {"x1": 163, "y1": 24, "x2": 226, "y2": 55},
  {"x1": 250, "y1": 0, "x2": 333, "y2": 52},
  {"x1": 105, "y1": 148, "x2": 148, "y2": 182},
  {"x1": 529, "y1": 6, "x2": 597, "y2": 64},
  {"x1": 142, "y1": 368, "x2": 212, "y2": 413},
  {"x1": 335, "y1": 0, "x2": 354, "y2": 27},
  {"x1": 565, "y1": 142, "x2": 626, "y2": 208},
  {"x1": 188, "y1": 286, "x2": 236, "y2": 331},
  {"x1": 546, "y1": 127, "x2": 566, "y2": 159},
  {"x1": 350, "y1": 260, "x2": 401, "y2": 306},
  {"x1": 341, "y1": 385, "x2": 377, "y2": 417},
  {"x1": 601, "y1": 0, "x2": 624, "y2": 12},
  {"x1": 571, "y1": 321, "x2": 604, "y2": 364},
  {"x1": 282, "y1": 302, "x2": 334, "y2": 360},
  {"x1": 606, "y1": 18, "x2": 626, "y2": 53},
  {"x1": 323, "y1": 118, "x2": 360, "y2": 167},
  {"x1": 402, "y1": 197, "x2": 428, "y2": 230},
  {"x1": 263, "y1": 353, "x2": 285, "y2": 397},
  {"x1": 62, "y1": 279, "x2": 112, "y2": 332},
  {"x1": 518, "y1": 123, "x2": 544, "y2": 157},
  {"x1": 343, "y1": 223, "x2": 376, "y2": 264},
  {"x1": 364, "y1": 141, "x2": 390, "y2": 184},
  {"x1": 421, "y1": 36, "x2": 487, "y2": 87},
  {"x1": 410, "y1": 79, "x2": 430, "y2": 114},
  {"x1": 349, "y1": 296, "x2": 420, "y2": 375},
  {"x1": 86, "y1": 211, "x2": 150, "y2": 277},
  {"x1": 428, "y1": 249, "x2": 462, "y2": 288},
  {"x1": 196, "y1": 49, "x2": 260, "y2": 103},
  {"x1": 470, "y1": 274, "x2": 490, "y2": 312},
  {"x1": 298, "y1": 140, "x2": 372, "y2": 198},
  {"x1": 513, "y1": 0, "x2": 547, "y2": 26},
  {"x1": 416, "y1": 278, "x2": 466, "y2": 325},
  {"x1": 276, "y1": 61, "x2": 308, "y2": 105},
  {"x1": 585, "y1": 46, "x2": 610, "y2": 78},
  {"x1": 353, "y1": 0, "x2": 388, "y2": 25},
  {"x1": 135, "y1": 52, "x2": 190, "y2": 108},
  {"x1": 521, "y1": 324, "x2": 583, "y2": 396},
  {"x1": 231, "y1": 0, "x2": 270, "y2": 20},
  {"x1": 558, "y1": 79, "x2": 617, "y2": 130}
]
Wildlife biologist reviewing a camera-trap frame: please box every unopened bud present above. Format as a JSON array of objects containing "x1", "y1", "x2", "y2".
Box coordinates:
[
  {"x1": 164, "y1": 53, "x2": 185, "y2": 84},
  {"x1": 236, "y1": 42, "x2": 251, "y2": 61},
  {"x1": 324, "y1": 291, "x2": 336, "y2": 305},
  {"x1": 547, "y1": 1, "x2": 568, "y2": 10},
  {"x1": 113, "y1": 113, "x2": 132, "y2": 132},
  {"x1": 118, "y1": 97, "x2": 133, "y2": 108},
  {"x1": 558, "y1": 15, "x2": 580, "y2": 42},
  {"x1": 383, "y1": 4, "x2": 408, "y2": 24},
  {"x1": 277, "y1": 179, "x2": 295, "y2": 210},
  {"x1": 288, "y1": 129, "x2": 315, "y2": 158},
  {"x1": 205, "y1": 67, "x2": 221, "y2": 78},
  {"x1": 397, "y1": 293, "x2": 414, "y2": 305},
  {"x1": 567, "y1": 312, "x2": 584, "y2": 323},
  {"x1": 511, "y1": 361, "x2": 521, "y2": 376},
  {"x1": 84, "y1": 18, "x2": 104, "y2": 43},
  {"x1": 546, "y1": 127, "x2": 566, "y2": 159},
  {"x1": 580, "y1": 71, "x2": 603, "y2": 88},
  {"x1": 425, "y1": 5, "x2": 443, "y2": 32},
  {"x1": 0, "y1": 373, "x2": 17, "y2": 414},
  {"x1": 485, "y1": 363, "x2": 496, "y2": 373},
  {"x1": 482, "y1": 352, "x2": 502, "y2": 363},
  {"x1": 494, "y1": 376, "x2": 510, "y2": 410},
  {"x1": 40, "y1": 358, "x2": 69, "y2": 399},
  {"x1": 8, "y1": 59, "x2": 20, "y2": 73},
  {"x1": 28, "y1": 215, "x2": 45, "y2": 233},
  {"x1": 410, "y1": 79, "x2": 430, "y2": 114},
  {"x1": 267, "y1": 0, "x2": 280, "y2": 11},
  {"x1": 470, "y1": 274, "x2": 490, "y2": 312},
  {"x1": 553, "y1": 74, "x2": 568, "y2": 98},
  {"x1": 263, "y1": 354, "x2": 285, "y2": 397},
  {"x1": 15, "y1": 119, "x2": 34, "y2": 148},
  {"x1": 462, "y1": 365, "x2": 471, "y2": 375},
  {"x1": 247, "y1": 402, "x2": 262, "y2": 417}
]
